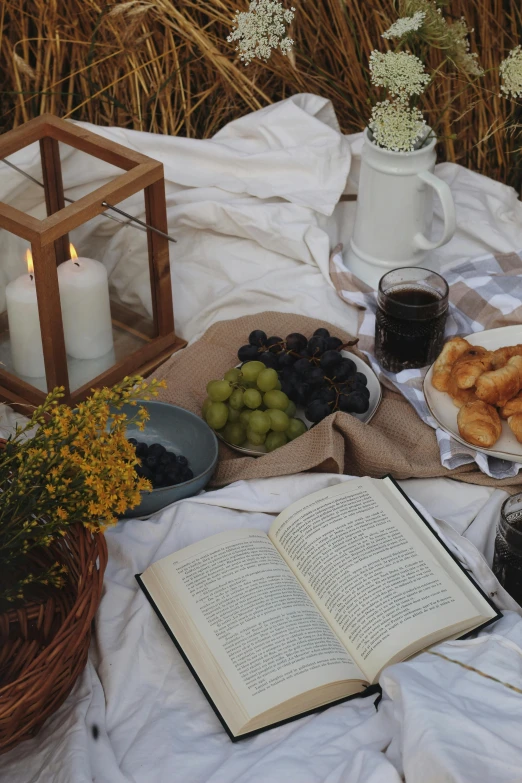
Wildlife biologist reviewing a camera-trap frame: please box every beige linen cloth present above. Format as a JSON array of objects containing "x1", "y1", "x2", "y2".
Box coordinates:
[{"x1": 154, "y1": 311, "x2": 522, "y2": 492}]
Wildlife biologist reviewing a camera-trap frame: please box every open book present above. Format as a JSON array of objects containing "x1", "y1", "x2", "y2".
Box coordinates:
[{"x1": 137, "y1": 476, "x2": 500, "y2": 740}]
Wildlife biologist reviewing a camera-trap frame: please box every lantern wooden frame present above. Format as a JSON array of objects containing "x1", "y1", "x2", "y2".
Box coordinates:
[{"x1": 0, "y1": 114, "x2": 185, "y2": 408}]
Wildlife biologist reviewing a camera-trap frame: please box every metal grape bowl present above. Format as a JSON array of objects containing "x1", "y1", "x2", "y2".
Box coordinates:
[
  {"x1": 118, "y1": 401, "x2": 218, "y2": 517},
  {"x1": 203, "y1": 329, "x2": 382, "y2": 457}
]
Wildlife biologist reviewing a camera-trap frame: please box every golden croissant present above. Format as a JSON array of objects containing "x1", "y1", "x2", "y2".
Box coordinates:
[
  {"x1": 457, "y1": 401, "x2": 502, "y2": 448},
  {"x1": 500, "y1": 393, "x2": 522, "y2": 419},
  {"x1": 491, "y1": 344, "x2": 522, "y2": 369},
  {"x1": 499, "y1": 393, "x2": 522, "y2": 442},
  {"x1": 432, "y1": 337, "x2": 471, "y2": 391},
  {"x1": 507, "y1": 414, "x2": 522, "y2": 443},
  {"x1": 475, "y1": 355, "x2": 522, "y2": 406},
  {"x1": 452, "y1": 347, "x2": 493, "y2": 389},
  {"x1": 447, "y1": 374, "x2": 477, "y2": 408}
]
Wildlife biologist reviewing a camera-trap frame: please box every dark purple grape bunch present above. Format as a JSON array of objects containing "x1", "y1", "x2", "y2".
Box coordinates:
[
  {"x1": 237, "y1": 330, "x2": 284, "y2": 370},
  {"x1": 129, "y1": 439, "x2": 193, "y2": 489},
  {"x1": 237, "y1": 328, "x2": 370, "y2": 424}
]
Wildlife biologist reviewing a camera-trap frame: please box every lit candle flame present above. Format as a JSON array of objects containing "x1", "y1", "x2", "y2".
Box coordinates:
[
  {"x1": 69, "y1": 243, "x2": 78, "y2": 261},
  {"x1": 25, "y1": 249, "x2": 34, "y2": 277}
]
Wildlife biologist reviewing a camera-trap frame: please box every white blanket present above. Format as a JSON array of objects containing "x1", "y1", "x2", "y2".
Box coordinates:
[
  {"x1": 1, "y1": 474, "x2": 522, "y2": 783},
  {"x1": 2, "y1": 95, "x2": 522, "y2": 782},
  {"x1": 2, "y1": 94, "x2": 522, "y2": 343}
]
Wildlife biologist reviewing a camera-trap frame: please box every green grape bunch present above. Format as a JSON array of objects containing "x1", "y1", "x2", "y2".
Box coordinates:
[{"x1": 202, "y1": 360, "x2": 307, "y2": 452}]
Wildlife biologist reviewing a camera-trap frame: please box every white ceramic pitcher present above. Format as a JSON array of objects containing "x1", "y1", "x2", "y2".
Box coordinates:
[{"x1": 345, "y1": 128, "x2": 456, "y2": 288}]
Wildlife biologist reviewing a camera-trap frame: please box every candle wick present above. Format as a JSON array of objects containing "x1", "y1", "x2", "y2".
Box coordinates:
[
  {"x1": 29, "y1": 274, "x2": 34, "y2": 281},
  {"x1": 74, "y1": 261, "x2": 80, "y2": 267}
]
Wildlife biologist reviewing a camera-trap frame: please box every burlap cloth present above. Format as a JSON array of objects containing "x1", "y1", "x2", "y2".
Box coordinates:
[{"x1": 153, "y1": 312, "x2": 522, "y2": 492}]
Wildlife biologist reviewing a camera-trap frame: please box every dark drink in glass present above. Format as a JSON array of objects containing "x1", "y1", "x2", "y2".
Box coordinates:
[
  {"x1": 493, "y1": 494, "x2": 522, "y2": 605},
  {"x1": 375, "y1": 268, "x2": 449, "y2": 373}
]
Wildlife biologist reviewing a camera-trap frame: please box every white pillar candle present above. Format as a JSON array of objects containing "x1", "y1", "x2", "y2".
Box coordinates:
[
  {"x1": 5, "y1": 252, "x2": 45, "y2": 378},
  {"x1": 58, "y1": 249, "x2": 114, "y2": 360}
]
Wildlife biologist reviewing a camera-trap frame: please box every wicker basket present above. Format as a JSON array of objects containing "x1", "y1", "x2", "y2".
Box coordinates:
[{"x1": 0, "y1": 523, "x2": 108, "y2": 754}]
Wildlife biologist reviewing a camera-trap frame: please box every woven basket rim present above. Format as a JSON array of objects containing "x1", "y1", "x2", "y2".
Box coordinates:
[{"x1": 0, "y1": 523, "x2": 107, "y2": 696}]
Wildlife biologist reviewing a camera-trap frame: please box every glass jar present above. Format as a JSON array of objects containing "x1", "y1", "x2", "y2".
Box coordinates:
[
  {"x1": 493, "y1": 493, "x2": 522, "y2": 605},
  {"x1": 374, "y1": 267, "x2": 449, "y2": 373}
]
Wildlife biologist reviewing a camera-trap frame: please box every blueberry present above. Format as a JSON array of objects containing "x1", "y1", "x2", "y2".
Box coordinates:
[
  {"x1": 159, "y1": 452, "x2": 171, "y2": 467},
  {"x1": 182, "y1": 468, "x2": 194, "y2": 482},
  {"x1": 128, "y1": 437, "x2": 138, "y2": 447},
  {"x1": 177, "y1": 455, "x2": 189, "y2": 467},
  {"x1": 148, "y1": 443, "x2": 166, "y2": 458},
  {"x1": 165, "y1": 468, "x2": 180, "y2": 485},
  {"x1": 136, "y1": 464, "x2": 153, "y2": 481},
  {"x1": 135, "y1": 442, "x2": 148, "y2": 458},
  {"x1": 146, "y1": 454, "x2": 159, "y2": 470},
  {"x1": 154, "y1": 471, "x2": 166, "y2": 488}
]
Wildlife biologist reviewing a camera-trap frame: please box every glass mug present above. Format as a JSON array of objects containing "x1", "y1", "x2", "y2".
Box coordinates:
[
  {"x1": 374, "y1": 268, "x2": 449, "y2": 373},
  {"x1": 493, "y1": 493, "x2": 522, "y2": 605}
]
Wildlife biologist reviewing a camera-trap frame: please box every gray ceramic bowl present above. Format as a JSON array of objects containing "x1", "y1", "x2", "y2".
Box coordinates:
[{"x1": 118, "y1": 400, "x2": 218, "y2": 518}]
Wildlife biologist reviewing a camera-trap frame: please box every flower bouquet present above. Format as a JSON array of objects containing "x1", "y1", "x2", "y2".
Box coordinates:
[
  {"x1": 226, "y1": 0, "x2": 522, "y2": 282},
  {"x1": 0, "y1": 375, "x2": 163, "y2": 753}
]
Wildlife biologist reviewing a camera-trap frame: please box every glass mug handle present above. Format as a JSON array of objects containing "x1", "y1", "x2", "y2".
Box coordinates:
[{"x1": 413, "y1": 170, "x2": 457, "y2": 251}]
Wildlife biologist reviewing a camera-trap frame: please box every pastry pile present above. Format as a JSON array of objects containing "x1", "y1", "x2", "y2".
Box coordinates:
[{"x1": 431, "y1": 337, "x2": 522, "y2": 448}]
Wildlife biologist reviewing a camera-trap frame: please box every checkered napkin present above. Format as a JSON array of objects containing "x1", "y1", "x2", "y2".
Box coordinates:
[{"x1": 329, "y1": 246, "x2": 522, "y2": 479}]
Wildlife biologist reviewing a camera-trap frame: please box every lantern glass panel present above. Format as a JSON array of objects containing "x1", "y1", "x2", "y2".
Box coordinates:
[
  {"x1": 0, "y1": 141, "x2": 46, "y2": 287},
  {"x1": 0, "y1": 228, "x2": 47, "y2": 391},
  {"x1": 0, "y1": 114, "x2": 183, "y2": 408},
  {"x1": 57, "y1": 141, "x2": 127, "y2": 196},
  {"x1": 58, "y1": 198, "x2": 157, "y2": 393}
]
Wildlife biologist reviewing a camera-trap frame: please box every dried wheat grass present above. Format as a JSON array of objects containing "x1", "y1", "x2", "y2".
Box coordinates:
[{"x1": 0, "y1": 0, "x2": 520, "y2": 189}]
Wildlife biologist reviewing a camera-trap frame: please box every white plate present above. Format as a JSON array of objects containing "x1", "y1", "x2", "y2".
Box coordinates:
[
  {"x1": 217, "y1": 350, "x2": 382, "y2": 456},
  {"x1": 424, "y1": 325, "x2": 522, "y2": 462}
]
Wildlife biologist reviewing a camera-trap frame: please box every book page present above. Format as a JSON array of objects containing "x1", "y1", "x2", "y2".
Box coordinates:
[
  {"x1": 379, "y1": 477, "x2": 496, "y2": 618},
  {"x1": 269, "y1": 479, "x2": 490, "y2": 683},
  {"x1": 142, "y1": 529, "x2": 366, "y2": 718}
]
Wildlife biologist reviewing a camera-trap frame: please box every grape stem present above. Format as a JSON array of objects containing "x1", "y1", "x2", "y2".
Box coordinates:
[{"x1": 340, "y1": 339, "x2": 359, "y2": 351}]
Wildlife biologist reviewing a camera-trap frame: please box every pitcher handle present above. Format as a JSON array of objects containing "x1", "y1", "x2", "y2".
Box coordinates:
[{"x1": 413, "y1": 170, "x2": 456, "y2": 251}]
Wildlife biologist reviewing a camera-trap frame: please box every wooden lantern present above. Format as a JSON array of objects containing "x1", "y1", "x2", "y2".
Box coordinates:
[{"x1": 0, "y1": 114, "x2": 185, "y2": 408}]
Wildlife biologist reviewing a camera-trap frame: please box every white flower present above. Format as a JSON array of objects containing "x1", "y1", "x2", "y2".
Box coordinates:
[
  {"x1": 369, "y1": 50, "x2": 430, "y2": 98},
  {"x1": 445, "y1": 18, "x2": 484, "y2": 76},
  {"x1": 227, "y1": 0, "x2": 295, "y2": 65},
  {"x1": 369, "y1": 100, "x2": 428, "y2": 152},
  {"x1": 382, "y1": 12, "x2": 426, "y2": 40},
  {"x1": 500, "y1": 45, "x2": 522, "y2": 99}
]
